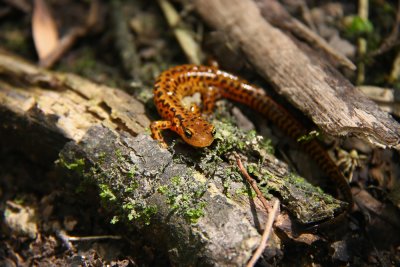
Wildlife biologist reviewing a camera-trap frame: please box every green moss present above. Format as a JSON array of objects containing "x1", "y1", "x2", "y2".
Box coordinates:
[
  {"x1": 125, "y1": 180, "x2": 139, "y2": 193},
  {"x1": 157, "y1": 174, "x2": 207, "y2": 224},
  {"x1": 127, "y1": 166, "x2": 137, "y2": 179},
  {"x1": 122, "y1": 200, "x2": 158, "y2": 225},
  {"x1": 59, "y1": 157, "x2": 86, "y2": 172},
  {"x1": 235, "y1": 185, "x2": 256, "y2": 198},
  {"x1": 97, "y1": 151, "x2": 107, "y2": 164},
  {"x1": 344, "y1": 15, "x2": 374, "y2": 36},
  {"x1": 171, "y1": 176, "x2": 182, "y2": 186},
  {"x1": 157, "y1": 185, "x2": 168, "y2": 194},
  {"x1": 110, "y1": 216, "x2": 119, "y2": 224},
  {"x1": 184, "y1": 202, "x2": 206, "y2": 223},
  {"x1": 211, "y1": 120, "x2": 273, "y2": 158},
  {"x1": 141, "y1": 205, "x2": 158, "y2": 225},
  {"x1": 115, "y1": 149, "x2": 124, "y2": 162},
  {"x1": 99, "y1": 184, "x2": 117, "y2": 202}
]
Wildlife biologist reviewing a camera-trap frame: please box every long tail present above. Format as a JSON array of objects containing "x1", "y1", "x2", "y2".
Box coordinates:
[{"x1": 215, "y1": 70, "x2": 353, "y2": 210}]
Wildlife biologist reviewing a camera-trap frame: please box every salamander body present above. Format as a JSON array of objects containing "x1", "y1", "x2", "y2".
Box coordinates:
[{"x1": 151, "y1": 64, "x2": 352, "y2": 210}]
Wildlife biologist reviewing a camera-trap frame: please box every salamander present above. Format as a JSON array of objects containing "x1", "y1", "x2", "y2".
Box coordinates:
[{"x1": 151, "y1": 64, "x2": 353, "y2": 214}]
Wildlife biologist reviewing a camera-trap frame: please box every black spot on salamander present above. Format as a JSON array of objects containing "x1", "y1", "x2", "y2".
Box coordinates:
[
  {"x1": 176, "y1": 114, "x2": 183, "y2": 120},
  {"x1": 157, "y1": 91, "x2": 163, "y2": 97},
  {"x1": 220, "y1": 79, "x2": 227, "y2": 85},
  {"x1": 171, "y1": 107, "x2": 176, "y2": 112}
]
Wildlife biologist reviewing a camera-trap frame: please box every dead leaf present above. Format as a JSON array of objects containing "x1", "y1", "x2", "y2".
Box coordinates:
[{"x1": 32, "y1": 0, "x2": 59, "y2": 60}]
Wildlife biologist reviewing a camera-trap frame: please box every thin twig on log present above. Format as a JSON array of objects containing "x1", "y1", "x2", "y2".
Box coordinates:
[
  {"x1": 247, "y1": 199, "x2": 279, "y2": 267},
  {"x1": 234, "y1": 152, "x2": 271, "y2": 212}
]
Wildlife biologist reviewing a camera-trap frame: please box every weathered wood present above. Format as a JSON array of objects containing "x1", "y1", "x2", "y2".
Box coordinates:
[
  {"x1": 0, "y1": 51, "x2": 348, "y2": 265},
  {"x1": 194, "y1": 0, "x2": 400, "y2": 149}
]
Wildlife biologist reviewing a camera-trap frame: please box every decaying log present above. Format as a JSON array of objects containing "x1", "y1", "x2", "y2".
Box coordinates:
[
  {"x1": 194, "y1": 0, "x2": 400, "y2": 149},
  {"x1": 0, "y1": 51, "x2": 347, "y2": 265}
]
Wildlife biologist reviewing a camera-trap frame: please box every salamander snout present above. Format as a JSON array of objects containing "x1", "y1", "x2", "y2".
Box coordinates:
[{"x1": 179, "y1": 119, "x2": 216, "y2": 147}]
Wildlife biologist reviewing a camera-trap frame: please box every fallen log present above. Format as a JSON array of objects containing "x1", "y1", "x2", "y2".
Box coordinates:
[{"x1": 0, "y1": 50, "x2": 346, "y2": 266}]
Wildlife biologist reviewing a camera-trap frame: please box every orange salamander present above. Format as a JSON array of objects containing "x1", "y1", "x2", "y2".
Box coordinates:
[{"x1": 151, "y1": 64, "x2": 353, "y2": 211}]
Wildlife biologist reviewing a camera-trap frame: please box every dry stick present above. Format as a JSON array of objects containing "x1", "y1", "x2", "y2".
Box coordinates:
[
  {"x1": 234, "y1": 153, "x2": 271, "y2": 212},
  {"x1": 158, "y1": 0, "x2": 203, "y2": 64},
  {"x1": 234, "y1": 153, "x2": 280, "y2": 267},
  {"x1": 247, "y1": 200, "x2": 279, "y2": 267}
]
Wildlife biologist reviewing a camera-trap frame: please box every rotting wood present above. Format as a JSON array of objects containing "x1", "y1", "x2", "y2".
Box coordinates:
[
  {"x1": 254, "y1": 0, "x2": 355, "y2": 71},
  {"x1": 194, "y1": 0, "x2": 400, "y2": 150},
  {"x1": 0, "y1": 51, "x2": 348, "y2": 265}
]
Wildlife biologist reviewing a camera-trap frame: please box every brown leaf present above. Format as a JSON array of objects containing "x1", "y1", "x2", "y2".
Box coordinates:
[{"x1": 32, "y1": 0, "x2": 59, "y2": 60}]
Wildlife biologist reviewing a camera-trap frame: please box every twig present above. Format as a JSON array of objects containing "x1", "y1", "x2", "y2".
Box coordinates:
[
  {"x1": 158, "y1": 0, "x2": 203, "y2": 64},
  {"x1": 357, "y1": 0, "x2": 369, "y2": 84},
  {"x1": 233, "y1": 153, "x2": 280, "y2": 266},
  {"x1": 247, "y1": 199, "x2": 279, "y2": 267},
  {"x1": 234, "y1": 153, "x2": 271, "y2": 212},
  {"x1": 57, "y1": 230, "x2": 122, "y2": 250}
]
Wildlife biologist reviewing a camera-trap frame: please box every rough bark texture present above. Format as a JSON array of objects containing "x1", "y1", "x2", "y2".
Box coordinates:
[
  {"x1": 0, "y1": 51, "x2": 347, "y2": 265},
  {"x1": 194, "y1": 0, "x2": 400, "y2": 149}
]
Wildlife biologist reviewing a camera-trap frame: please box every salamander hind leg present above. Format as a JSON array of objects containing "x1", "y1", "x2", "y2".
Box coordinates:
[{"x1": 150, "y1": 121, "x2": 172, "y2": 148}]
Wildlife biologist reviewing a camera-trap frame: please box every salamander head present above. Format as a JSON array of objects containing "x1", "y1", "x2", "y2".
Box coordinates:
[{"x1": 178, "y1": 117, "x2": 216, "y2": 147}]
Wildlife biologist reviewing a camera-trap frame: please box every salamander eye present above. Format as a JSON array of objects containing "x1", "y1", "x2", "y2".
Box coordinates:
[
  {"x1": 184, "y1": 128, "x2": 193, "y2": 138},
  {"x1": 211, "y1": 127, "x2": 216, "y2": 136}
]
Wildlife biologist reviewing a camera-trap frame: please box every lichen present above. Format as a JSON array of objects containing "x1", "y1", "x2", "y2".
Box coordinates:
[{"x1": 157, "y1": 175, "x2": 207, "y2": 224}]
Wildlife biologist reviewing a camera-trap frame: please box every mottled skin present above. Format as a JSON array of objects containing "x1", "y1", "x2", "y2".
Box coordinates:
[{"x1": 151, "y1": 65, "x2": 352, "y2": 211}]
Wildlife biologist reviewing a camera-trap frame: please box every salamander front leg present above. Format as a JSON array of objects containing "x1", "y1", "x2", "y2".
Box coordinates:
[{"x1": 150, "y1": 121, "x2": 172, "y2": 148}]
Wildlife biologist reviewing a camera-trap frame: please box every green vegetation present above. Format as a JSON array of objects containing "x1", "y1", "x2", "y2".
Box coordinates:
[
  {"x1": 99, "y1": 184, "x2": 117, "y2": 202},
  {"x1": 157, "y1": 175, "x2": 207, "y2": 224}
]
